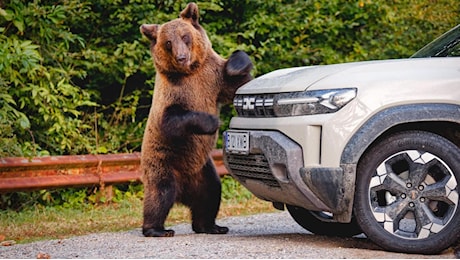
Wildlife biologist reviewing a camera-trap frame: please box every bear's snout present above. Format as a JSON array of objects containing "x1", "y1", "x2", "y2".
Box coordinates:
[{"x1": 176, "y1": 53, "x2": 189, "y2": 65}]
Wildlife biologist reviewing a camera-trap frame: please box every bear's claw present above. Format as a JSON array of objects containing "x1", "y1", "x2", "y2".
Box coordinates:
[
  {"x1": 143, "y1": 228, "x2": 175, "y2": 237},
  {"x1": 193, "y1": 224, "x2": 229, "y2": 234}
]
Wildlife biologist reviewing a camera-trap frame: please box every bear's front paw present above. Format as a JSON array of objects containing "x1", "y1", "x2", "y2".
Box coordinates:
[
  {"x1": 192, "y1": 113, "x2": 219, "y2": 135},
  {"x1": 193, "y1": 224, "x2": 229, "y2": 234},
  {"x1": 143, "y1": 228, "x2": 175, "y2": 237},
  {"x1": 225, "y1": 50, "x2": 253, "y2": 77}
]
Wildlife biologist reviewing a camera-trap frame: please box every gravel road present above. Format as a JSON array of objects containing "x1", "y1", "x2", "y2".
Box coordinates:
[{"x1": 1, "y1": 211, "x2": 458, "y2": 258}]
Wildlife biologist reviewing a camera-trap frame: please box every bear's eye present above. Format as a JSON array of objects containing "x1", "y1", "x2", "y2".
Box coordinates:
[
  {"x1": 182, "y1": 34, "x2": 191, "y2": 45},
  {"x1": 165, "y1": 41, "x2": 172, "y2": 51}
]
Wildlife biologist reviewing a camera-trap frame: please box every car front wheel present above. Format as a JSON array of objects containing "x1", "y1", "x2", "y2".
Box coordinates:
[{"x1": 354, "y1": 130, "x2": 460, "y2": 254}]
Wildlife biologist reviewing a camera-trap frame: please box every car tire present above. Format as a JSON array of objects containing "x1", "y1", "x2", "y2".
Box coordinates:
[
  {"x1": 286, "y1": 205, "x2": 362, "y2": 237},
  {"x1": 354, "y1": 130, "x2": 460, "y2": 254}
]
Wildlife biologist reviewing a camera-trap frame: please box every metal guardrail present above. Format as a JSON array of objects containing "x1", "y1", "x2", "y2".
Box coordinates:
[{"x1": 0, "y1": 149, "x2": 227, "y2": 193}]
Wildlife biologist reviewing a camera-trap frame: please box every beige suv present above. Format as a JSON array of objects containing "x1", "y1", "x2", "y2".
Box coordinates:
[{"x1": 223, "y1": 24, "x2": 460, "y2": 254}]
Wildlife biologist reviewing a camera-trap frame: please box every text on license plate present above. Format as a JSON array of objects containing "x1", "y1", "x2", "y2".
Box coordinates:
[{"x1": 225, "y1": 131, "x2": 249, "y2": 154}]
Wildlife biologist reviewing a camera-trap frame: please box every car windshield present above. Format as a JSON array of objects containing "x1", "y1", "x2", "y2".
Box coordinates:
[{"x1": 411, "y1": 24, "x2": 460, "y2": 58}]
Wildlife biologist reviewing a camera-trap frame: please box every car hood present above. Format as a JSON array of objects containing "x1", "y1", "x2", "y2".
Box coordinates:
[{"x1": 236, "y1": 59, "x2": 408, "y2": 94}]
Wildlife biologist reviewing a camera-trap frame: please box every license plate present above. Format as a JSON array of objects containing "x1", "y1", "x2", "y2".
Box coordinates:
[{"x1": 225, "y1": 131, "x2": 249, "y2": 154}]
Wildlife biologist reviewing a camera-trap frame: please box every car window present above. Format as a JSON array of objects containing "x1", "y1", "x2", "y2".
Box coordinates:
[
  {"x1": 446, "y1": 39, "x2": 460, "y2": 57},
  {"x1": 411, "y1": 24, "x2": 460, "y2": 58}
]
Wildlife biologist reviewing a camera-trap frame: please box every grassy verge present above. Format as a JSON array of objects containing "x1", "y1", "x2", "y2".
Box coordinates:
[{"x1": 0, "y1": 195, "x2": 276, "y2": 244}]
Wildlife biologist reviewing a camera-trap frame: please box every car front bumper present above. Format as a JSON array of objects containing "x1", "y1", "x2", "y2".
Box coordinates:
[{"x1": 223, "y1": 130, "x2": 355, "y2": 222}]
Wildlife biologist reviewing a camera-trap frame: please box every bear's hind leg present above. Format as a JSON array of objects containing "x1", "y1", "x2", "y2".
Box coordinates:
[
  {"x1": 142, "y1": 171, "x2": 176, "y2": 237},
  {"x1": 185, "y1": 158, "x2": 229, "y2": 234}
]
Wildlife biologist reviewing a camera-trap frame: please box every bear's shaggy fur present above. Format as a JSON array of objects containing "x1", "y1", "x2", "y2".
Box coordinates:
[{"x1": 140, "y1": 2, "x2": 253, "y2": 237}]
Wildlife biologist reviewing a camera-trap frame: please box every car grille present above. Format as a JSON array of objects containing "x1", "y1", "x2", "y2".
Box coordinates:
[
  {"x1": 233, "y1": 94, "x2": 275, "y2": 118},
  {"x1": 225, "y1": 153, "x2": 280, "y2": 188}
]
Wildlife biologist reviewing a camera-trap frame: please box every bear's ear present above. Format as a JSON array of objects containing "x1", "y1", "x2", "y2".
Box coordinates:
[
  {"x1": 140, "y1": 24, "x2": 159, "y2": 43},
  {"x1": 180, "y1": 2, "x2": 200, "y2": 27}
]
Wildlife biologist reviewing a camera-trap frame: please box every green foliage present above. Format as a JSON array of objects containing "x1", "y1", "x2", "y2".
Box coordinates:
[
  {"x1": 110, "y1": 182, "x2": 144, "y2": 203},
  {"x1": 0, "y1": 1, "x2": 97, "y2": 156},
  {"x1": 212, "y1": 0, "x2": 459, "y2": 74},
  {"x1": 221, "y1": 175, "x2": 252, "y2": 201},
  {"x1": 0, "y1": 0, "x2": 458, "y2": 157},
  {"x1": 0, "y1": 0, "x2": 158, "y2": 156},
  {"x1": 0, "y1": 183, "x2": 145, "y2": 211}
]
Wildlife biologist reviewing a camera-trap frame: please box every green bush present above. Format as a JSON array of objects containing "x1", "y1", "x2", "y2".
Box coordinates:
[
  {"x1": 221, "y1": 175, "x2": 252, "y2": 201},
  {"x1": 0, "y1": 0, "x2": 458, "y2": 157},
  {"x1": 0, "y1": 0, "x2": 158, "y2": 156},
  {"x1": 0, "y1": 184, "x2": 144, "y2": 211}
]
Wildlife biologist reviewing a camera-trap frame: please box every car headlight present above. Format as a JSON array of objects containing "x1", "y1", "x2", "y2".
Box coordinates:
[
  {"x1": 234, "y1": 88, "x2": 357, "y2": 117},
  {"x1": 274, "y1": 88, "x2": 357, "y2": 116}
]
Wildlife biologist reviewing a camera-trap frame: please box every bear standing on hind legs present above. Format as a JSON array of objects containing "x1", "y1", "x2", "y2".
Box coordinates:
[{"x1": 139, "y1": 2, "x2": 253, "y2": 237}]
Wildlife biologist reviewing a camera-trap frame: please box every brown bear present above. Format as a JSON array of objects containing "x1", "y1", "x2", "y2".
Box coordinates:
[{"x1": 139, "y1": 2, "x2": 253, "y2": 237}]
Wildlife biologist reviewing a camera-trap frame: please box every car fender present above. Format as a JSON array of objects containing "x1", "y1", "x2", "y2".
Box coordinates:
[
  {"x1": 326, "y1": 103, "x2": 460, "y2": 222},
  {"x1": 341, "y1": 103, "x2": 460, "y2": 165}
]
